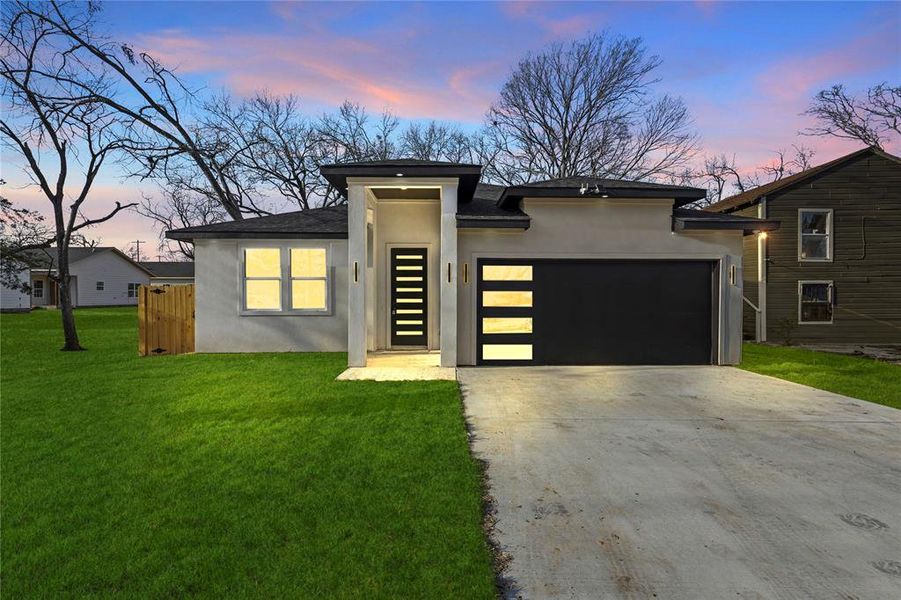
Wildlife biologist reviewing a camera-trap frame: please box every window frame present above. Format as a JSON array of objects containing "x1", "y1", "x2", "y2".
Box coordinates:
[
  {"x1": 239, "y1": 243, "x2": 333, "y2": 317},
  {"x1": 96, "y1": 281, "x2": 105, "y2": 291},
  {"x1": 33, "y1": 279, "x2": 44, "y2": 298},
  {"x1": 127, "y1": 282, "x2": 141, "y2": 298},
  {"x1": 798, "y1": 208, "x2": 833, "y2": 262},
  {"x1": 798, "y1": 280, "x2": 834, "y2": 325}
]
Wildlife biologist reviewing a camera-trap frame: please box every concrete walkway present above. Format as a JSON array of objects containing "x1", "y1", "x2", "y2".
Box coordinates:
[
  {"x1": 336, "y1": 351, "x2": 455, "y2": 381},
  {"x1": 459, "y1": 366, "x2": 901, "y2": 599}
]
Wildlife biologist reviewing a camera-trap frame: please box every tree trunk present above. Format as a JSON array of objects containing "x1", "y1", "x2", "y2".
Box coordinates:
[{"x1": 56, "y1": 245, "x2": 83, "y2": 351}]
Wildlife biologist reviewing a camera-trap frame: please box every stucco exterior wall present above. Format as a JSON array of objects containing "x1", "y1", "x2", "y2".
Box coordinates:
[
  {"x1": 372, "y1": 200, "x2": 441, "y2": 349},
  {"x1": 72, "y1": 251, "x2": 149, "y2": 306},
  {"x1": 194, "y1": 238, "x2": 348, "y2": 352},
  {"x1": 456, "y1": 199, "x2": 745, "y2": 365}
]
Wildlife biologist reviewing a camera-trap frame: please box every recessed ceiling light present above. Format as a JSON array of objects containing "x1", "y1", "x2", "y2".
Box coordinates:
[{"x1": 396, "y1": 173, "x2": 403, "y2": 177}]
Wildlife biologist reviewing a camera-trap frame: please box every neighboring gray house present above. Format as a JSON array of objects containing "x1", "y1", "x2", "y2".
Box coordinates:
[
  {"x1": 140, "y1": 261, "x2": 195, "y2": 286},
  {"x1": 707, "y1": 147, "x2": 901, "y2": 344},
  {"x1": 168, "y1": 160, "x2": 778, "y2": 367},
  {"x1": 21, "y1": 247, "x2": 154, "y2": 308}
]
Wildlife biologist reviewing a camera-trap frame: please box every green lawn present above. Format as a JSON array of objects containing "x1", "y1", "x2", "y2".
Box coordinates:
[
  {"x1": 1, "y1": 308, "x2": 495, "y2": 598},
  {"x1": 740, "y1": 342, "x2": 901, "y2": 410}
]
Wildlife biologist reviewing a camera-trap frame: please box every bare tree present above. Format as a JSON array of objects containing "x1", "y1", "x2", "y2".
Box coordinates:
[
  {"x1": 136, "y1": 188, "x2": 226, "y2": 259},
  {"x1": 14, "y1": 0, "x2": 262, "y2": 221},
  {"x1": 400, "y1": 121, "x2": 476, "y2": 163},
  {"x1": 803, "y1": 83, "x2": 900, "y2": 149},
  {"x1": 691, "y1": 145, "x2": 816, "y2": 207},
  {"x1": 484, "y1": 32, "x2": 698, "y2": 184},
  {"x1": 1, "y1": 2, "x2": 134, "y2": 350},
  {"x1": 318, "y1": 101, "x2": 399, "y2": 163}
]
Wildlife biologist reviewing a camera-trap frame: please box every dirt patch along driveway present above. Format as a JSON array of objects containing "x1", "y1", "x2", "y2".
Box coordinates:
[{"x1": 459, "y1": 366, "x2": 901, "y2": 599}]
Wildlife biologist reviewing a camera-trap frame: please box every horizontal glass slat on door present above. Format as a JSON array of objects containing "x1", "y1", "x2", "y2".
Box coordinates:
[
  {"x1": 396, "y1": 331, "x2": 423, "y2": 336},
  {"x1": 395, "y1": 254, "x2": 424, "y2": 260},
  {"x1": 482, "y1": 344, "x2": 532, "y2": 360},
  {"x1": 396, "y1": 276, "x2": 422, "y2": 282},
  {"x1": 482, "y1": 317, "x2": 533, "y2": 334},
  {"x1": 396, "y1": 309, "x2": 422, "y2": 314},
  {"x1": 396, "y1": 320, "x2": 423, "y2": 325},
  {"x1": 482, "y1": 265, "x2": 533, "y2": 281},
  {"x1": 396, "y1": 287, "x2": 422, "y2": 293},
  {"x1": 396, "y1": 266, "x2": 422, "y2": 271},
  {"x1": 482, "y1": 291, "x2": 533, "y2": 307},
  {"x1": 396, "y1": 298, "x2": 423, "y2": 303}
]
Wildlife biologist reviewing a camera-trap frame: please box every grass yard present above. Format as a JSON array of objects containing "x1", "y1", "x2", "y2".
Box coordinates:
[
  {"x1": 740, "y1": 342, "x2": 901, "y2": 410},
  {"x1": 1, "y1": 308, "x2": 495, "y2": 598}
]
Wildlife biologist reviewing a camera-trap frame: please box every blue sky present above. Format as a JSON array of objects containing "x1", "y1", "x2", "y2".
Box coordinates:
[{"x1": 4, "y1": 1, "x2": 899, "y2": 253}]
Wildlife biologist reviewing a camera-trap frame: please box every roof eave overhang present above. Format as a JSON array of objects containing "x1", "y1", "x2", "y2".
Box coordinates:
[
  {"x1": 673, "y1": 218, "x2": 781, "y2": 236},
  {"x1": 166, "y1": 231, "x2": 348, "y2": 241},
  {"x1": 497, "y1": 187, "x2": 706, "y2": 209},
  {"x1": 456, "y1": 216, "x2": 531, "y2": 230},
  {"x1": 321, "y1": 164, "x2": 482, "y2": 203}
]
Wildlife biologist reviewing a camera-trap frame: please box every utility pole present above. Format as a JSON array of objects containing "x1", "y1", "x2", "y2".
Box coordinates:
[{"x1": 131, "y1": 240, "x2": 145, "y2": 262}]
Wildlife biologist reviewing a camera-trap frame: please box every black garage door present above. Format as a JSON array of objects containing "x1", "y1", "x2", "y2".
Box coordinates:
[{"x1": 476, "y1": 259, "x2": 716, "y2": 365}]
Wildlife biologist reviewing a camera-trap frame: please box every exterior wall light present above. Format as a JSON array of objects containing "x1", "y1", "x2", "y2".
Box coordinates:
[{"x1": 759, "y1": 232, "x2": 768, "y2": 240}]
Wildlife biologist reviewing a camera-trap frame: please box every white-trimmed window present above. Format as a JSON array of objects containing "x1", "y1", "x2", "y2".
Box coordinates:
[
  {"x1": 96, "y1": 281, "x2": 105, "y2": 291},
  {"x1": 290, "y1": 248, "x2": 328, "y2": 311},
  {"x1": 33, "y1": 279, "x2": 44, "y2": 298},
  {"x1": 242, "y1": 246, "x2": 329, "y2": 314},
  {"x1": 798, "y1": 209, "x2": 832, "y2": 261},
  {"x1": 799, "y1": 281, "x2": 833, "y2": 324},
  {"x1": 127, "y1": 283, "x2": 141, "y2": 298}
]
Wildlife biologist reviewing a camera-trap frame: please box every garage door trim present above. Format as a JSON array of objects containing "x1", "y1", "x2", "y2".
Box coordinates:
[{"x1": 476, "y1": 257, "x2": 720, "y2": 366}]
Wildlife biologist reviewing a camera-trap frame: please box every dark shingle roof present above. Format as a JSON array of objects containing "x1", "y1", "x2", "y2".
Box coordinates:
[
  {"x1": 167, "y1": 205, "x2": 349, "y2": 240},
  {"x1": 20, "y1": 247, "x2": 154, "y2": 273},
  {"x1": 706, "y1": 146, "x2": 901, "y2": 213},
  {"x1": 320, "y1": 159, "x2": 480, "y2": 168},
  {"x1": 497, "y1": 176, "x2": 707, "y2": 208},
  {"x1": 457, "y1": 184, "x2": 530, "y2": 229},
  {"x1": 140, "y1": 261, "x2": 195, "y2": 278}
]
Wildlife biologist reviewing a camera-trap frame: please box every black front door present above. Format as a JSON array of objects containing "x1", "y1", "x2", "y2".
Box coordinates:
[{"x1": 390, "y1": 247, "x2": 428, "y2": 347}]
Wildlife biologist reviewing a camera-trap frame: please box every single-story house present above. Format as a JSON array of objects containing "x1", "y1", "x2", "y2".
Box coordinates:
[
  {"x1": 167, "y1": 160, "x2": 778, "y2": 367},
  {"x1": 140, "y1": 261, "x2": 195, "y2": 285},
  {"x1": 706, "y1": 146, "x2": 901, "y2": 344},
  {"x1": 1, "y1": 247, "x2": 154, "y2": 310}
]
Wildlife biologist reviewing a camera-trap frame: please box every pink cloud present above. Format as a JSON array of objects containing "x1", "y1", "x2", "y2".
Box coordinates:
[
  {"x1": 137, "y1": 30, "x2": 498, "y2": 121},
  {"x1": 757, "y1": 22, "x2": 898, "y2": 102}
]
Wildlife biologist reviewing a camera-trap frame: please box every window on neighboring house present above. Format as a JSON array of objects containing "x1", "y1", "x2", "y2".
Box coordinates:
[
  {"x1": 799, "y1": 281, "x2": 833, "y2": 324},
  {"x1": 799, "y1": 209, "x2": 832, "y2": 261},
  {"x1": 96, "y1": 281, "x2": 105, "y2": 291},
  {"x1": 127, "y1": 283, "x2": 140, "y2": 298},
  {"x1": 33, "y1": 280, "x2": 44, "y2": 298}
]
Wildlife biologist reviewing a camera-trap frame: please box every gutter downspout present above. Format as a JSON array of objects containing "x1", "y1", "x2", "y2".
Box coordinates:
[{"x1": 757, "y1": 197, "x2": 767, "y2": 343}]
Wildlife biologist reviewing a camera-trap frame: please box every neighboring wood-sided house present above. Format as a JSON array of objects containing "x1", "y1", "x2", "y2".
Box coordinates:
[
  {"x1": 140, "y1": 261, "x2": 195, "y2": 286},
  {"x1": 706, "y1": 146, "x2": 901, "y2": 345}
]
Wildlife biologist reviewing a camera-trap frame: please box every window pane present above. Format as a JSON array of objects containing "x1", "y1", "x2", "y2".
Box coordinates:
[
  {"x1": 246, "y1": 279, "x2": 281, "y2": 310},
  {"x1": 801, "y1": 283, "x2": 829, "y2": 302},
  {"x1": 292, "y1": 279, "x2": 327, "y2": 310},
  {"x1": 801, "y1": 211, "x2": 829, "y2": 234},
  {"x1": 483, "y1": 291, "x2": 533, "y2": 307},
  {"x1": 483, "y1": 265, "x2": 532, "y2": 281},
  {"x1": 801, "y1": 303, "x2": 832, "y2": 322},
  {"x1": 482, "y1": 344, "x2": 533, "y2": 360},
  {"x1": 483, "y1": 317, "x2": 533, "y2": 334},
  {"x1": 800, "y1": 236, "x2": 828, "y2": 259},
  {"x1": 246, "y1": 248, "x2": 281, "y2": 277},
  {"x1": 291, "y1": 248, "x2": 326, "y2": 278}
]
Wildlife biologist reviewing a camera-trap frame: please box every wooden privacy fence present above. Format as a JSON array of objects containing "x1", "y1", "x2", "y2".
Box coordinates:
[{"x1": 138, "y1": 284, "x2": 195, "y2": 356}]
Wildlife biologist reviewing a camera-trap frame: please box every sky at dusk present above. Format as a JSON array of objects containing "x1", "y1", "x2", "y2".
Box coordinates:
[{"x1": 3, "y1": 0, "x2": 899, "y2": 256}]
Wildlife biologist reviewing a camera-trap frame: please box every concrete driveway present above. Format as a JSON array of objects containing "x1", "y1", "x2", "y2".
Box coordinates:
[{"x1": 459, "y1": 366, "x2": 901, "y2": 599}]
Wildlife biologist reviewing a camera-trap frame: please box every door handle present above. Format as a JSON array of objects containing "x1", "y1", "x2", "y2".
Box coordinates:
[{"x1": 392, "y1": 309, "x2": 396, "y2": 315}]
